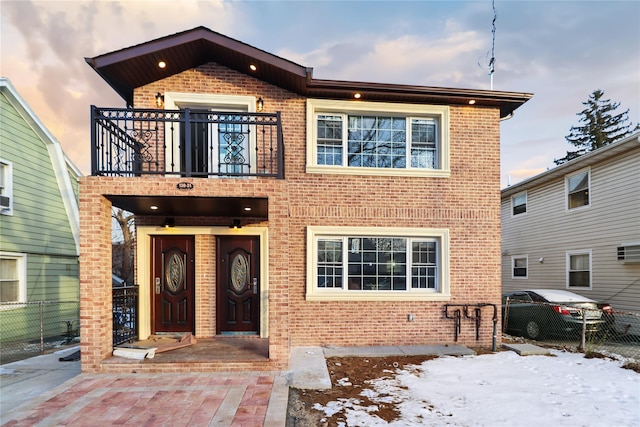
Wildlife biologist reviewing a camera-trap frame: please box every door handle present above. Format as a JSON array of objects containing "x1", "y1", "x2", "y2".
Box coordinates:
[
  {"x1": 252, "y1": 278, "x2": 258, "y2": 294},
  {"x1": 155, "y1": 277, "x2": 161, "y2": 294}
]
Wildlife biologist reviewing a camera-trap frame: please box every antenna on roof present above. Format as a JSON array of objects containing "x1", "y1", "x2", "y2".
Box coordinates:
[
  {"x1": 489, "y1": 0, "x2": 497, "y2": 90},
  {"x1": 477, "y1": 0, "x2": 497, "y2": 89}
]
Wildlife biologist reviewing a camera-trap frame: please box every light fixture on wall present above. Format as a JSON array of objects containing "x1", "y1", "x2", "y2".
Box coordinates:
[
  {"x1": 163, "y1": 217, "x2": 175, "y2": 228},
  {"x1": 230, "y1": 219, "x2": 242, "y2": 229},
  {"x1": 155, "y1": 92, "x2": 164, "y2": 108},
  {"x1": 256, "y1": 97, "x2": 264, "y2": 112}
]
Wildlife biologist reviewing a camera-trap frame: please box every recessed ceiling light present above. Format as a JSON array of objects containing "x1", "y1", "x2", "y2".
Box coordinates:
[
  {"x1": 468, "y1": 99, "x2": 476, "y2": 105},
  {"x1": 150, "y1": 205, "x2": 159, "y2": 210},
  {"x1": 158, "y1": 61, "x2": 166, "y2": 69},
  {"x1": 244, "y1": 207, "x2": 252, "y2": 211},
  {"x1": 249, "y1": 64, "x2": 257, "y2": 71},
  {"x1": 354, "y1": 93, "x2": 362, "y2": 99}
]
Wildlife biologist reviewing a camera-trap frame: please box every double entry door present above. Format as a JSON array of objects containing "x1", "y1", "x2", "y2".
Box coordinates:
[{"x1": 151, "y1": 235, "x2": 260, "y2": 335}]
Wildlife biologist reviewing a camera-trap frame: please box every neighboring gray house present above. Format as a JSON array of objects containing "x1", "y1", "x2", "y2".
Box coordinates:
[
  {"x1": 501, "y1": 132, "x2": 640, "y2": 332},
  {"x1": 0, "y1": 77, "x2": 81, "y2": 353}
]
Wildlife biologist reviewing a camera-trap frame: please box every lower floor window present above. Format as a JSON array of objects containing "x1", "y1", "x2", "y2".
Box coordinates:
[
  {"x1": 0, "y1": 252, "x2": 26, "y2": 303},
  {"x1": 567, "y1": 251, "x2": 591, "y2": 288},
  {"x1": 512, "y1": 256, "x2": 528, "y2": 278},
  {"x1": 308, "y1": 226, "x2": 450, "y2": 301}
]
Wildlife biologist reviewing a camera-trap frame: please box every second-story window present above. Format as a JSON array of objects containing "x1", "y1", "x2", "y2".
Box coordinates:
[
  {"x1": 566, "y1": 169, "x2": 590, "y2": 210},
  {"x1": 316, "y1": 114, "x2": 437, "y2": 169},
  {"x1": 512, "y1": 192, "x2": 527, "y2": 215},
  {"x1": 0, "y1": 160, "x2": 13, "y2": 215},
  {"x1": 307, "y1": 99, "x2": 450, "y2": 178}
]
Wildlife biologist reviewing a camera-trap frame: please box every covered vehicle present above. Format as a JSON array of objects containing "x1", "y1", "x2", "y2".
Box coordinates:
[{"x1": 502, "y1": 289, "x2": 613, "y2": 340}]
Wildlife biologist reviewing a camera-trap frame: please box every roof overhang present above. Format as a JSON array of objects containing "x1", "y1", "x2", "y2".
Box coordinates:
[
  {"x1": 502, "y1": 132, "x2": 640, "y2": 197},
  {"x1": 86, "y1": 26, "x2": 532, "y2": 117},
  {"x1": 106, "y1": 195, "x2": 268, "y2": 219}
]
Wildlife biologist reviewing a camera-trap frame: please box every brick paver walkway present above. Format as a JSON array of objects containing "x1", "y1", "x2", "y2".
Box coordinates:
[{"x1": 2, "y1": 372, "x2": 283, "y2": 427}]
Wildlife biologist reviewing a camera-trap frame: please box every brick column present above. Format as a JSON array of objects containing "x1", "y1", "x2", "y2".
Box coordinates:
[{"x1": 79, "y1": 178, "x2": 113, "y2": 372}]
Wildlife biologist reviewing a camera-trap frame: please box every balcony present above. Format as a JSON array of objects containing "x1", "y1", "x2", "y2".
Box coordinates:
[{"x1": 91, "y1": 106, "x2": 284, "y2": 178}]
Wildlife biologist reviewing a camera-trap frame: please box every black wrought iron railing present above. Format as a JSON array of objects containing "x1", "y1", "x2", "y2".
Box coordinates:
[
  {"x1": 113, "y1": 285, "x2": 138, "y2": 346},
  {"x1": 91, "y1": 106, "x2": 284, "y2": 178}
]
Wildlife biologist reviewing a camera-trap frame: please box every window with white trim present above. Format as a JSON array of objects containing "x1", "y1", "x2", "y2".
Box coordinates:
[
  {"x1": 512, "y1": 256, "x2": 528, "y2": 278},
  {"x1": 307, "y1": 99, "x2": 449, "y2": 178},
  {"x1": 566, "y1": 169, "x2": 590, "y2": 210},
  {"x1": 567, "y1": 251, "x2": 591, "y2": 289},
  {"x1": 0, "y1": 253, "x2": 26, "y2": 303},
  {"x1": 0, "y1": 160, "x2": 13, "y2": 215},
  {"x1": 308, "y1": 226, "x2": 450, "y2": 301},
  {"x1": 512, "y1": 192, "x2": 527, "y2": 216}
]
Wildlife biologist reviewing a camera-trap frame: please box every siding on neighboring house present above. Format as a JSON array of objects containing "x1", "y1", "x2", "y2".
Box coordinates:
[
  {"x1": 501, "y1": 133, "x2": 640, "y2": 314},
  {"x1": 0, "y1": 78, "x2": 80, "y2": 302}
]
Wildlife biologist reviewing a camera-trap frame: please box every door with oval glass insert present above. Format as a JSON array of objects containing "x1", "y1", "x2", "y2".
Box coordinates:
[
  {"x1": 151, "y1": 235, "x2": 195, "y2": 333},
  {"x1": 216, "y1": 236, "x2": 260, "y2": 334}
]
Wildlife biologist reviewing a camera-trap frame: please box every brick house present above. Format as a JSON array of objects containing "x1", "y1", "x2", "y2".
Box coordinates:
[{"x1": 80, "y1": 26, "x2": 531, "y2": 373}]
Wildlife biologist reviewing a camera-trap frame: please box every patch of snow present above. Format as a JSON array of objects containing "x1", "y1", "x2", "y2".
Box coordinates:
[
  {"x1": 337, "y1": 377, "x2": 352, "y2": 386},
  {"x1": 313, "y1": 350, "x2": 639, "y2": 426},
  {"x1": 529, "y1": 289, "x2": 596, "y2": 303}
]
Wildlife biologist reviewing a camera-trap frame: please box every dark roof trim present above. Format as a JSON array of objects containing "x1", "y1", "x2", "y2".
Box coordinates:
[
  {"x1": 501, "y1": 132, "x2": 640, "y2": 197},
  {"x1": 86, "y1": 26, "x2": 532, "y2": 116}
]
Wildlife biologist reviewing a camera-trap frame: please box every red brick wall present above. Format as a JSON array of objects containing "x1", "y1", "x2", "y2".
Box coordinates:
[
  {"x1": 282, "y1": 103, "x2": 501, "y2": 348},
  {"x1": 80, "y1": 61, "x2": 501, "y2": 371},
  {"x1": 79, "y1": 180, "x2": 119, "y2": 371}
]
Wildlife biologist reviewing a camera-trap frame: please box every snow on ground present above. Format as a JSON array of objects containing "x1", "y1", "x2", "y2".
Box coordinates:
[{"x1": 314, "y1": 350, "x2": 640, "y2": 426}]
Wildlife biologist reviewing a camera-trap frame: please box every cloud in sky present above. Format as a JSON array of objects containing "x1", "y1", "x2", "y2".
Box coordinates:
[{"x1": 1, "y1": 0, "x2": 638, "y2": 187}]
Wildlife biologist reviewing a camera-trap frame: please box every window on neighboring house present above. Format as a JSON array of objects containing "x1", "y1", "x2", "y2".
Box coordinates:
[
  {"x1": 567, "y1": 251, "x2": 591, "y2": 288},
  {"x1": 0, "y1": 160, "x2": 13, "y2": 215},
  {"x1": 0, "y1": 253, "x2": 26, "y2": 303},
  {"x1": 512, "y1": 256, "x2": 528, "y2": 278},
  {"x1": 308, "y1": 226, "x2": 450, "y2": 301},
  {"x1": 307, "y1": 100, "x2": 450, "y2": 178},
  {"x1": 512, "y1": 192, "x2": 527, "y2": 215},
  {"x1": 566, "y1": 169, "x2": 590, "y2": 210}
]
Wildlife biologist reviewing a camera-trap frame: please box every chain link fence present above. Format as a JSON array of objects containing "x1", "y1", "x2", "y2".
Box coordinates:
[
  {"x1": 0, "y1": 301, "x2": 80, "y2": 365},
  {"x1": 503, "y1": 298, "x2": 640, "y2": 362}
]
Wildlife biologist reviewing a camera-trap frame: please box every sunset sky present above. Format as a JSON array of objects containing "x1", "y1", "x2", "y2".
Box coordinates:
[{"x1": 1, "y1": 0, "x2": 638, "y2": 187}]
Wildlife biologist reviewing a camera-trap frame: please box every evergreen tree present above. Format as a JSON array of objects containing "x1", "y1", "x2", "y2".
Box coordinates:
[{"x1": 554, "y1": 89, "x2": 638, "y2": 165}]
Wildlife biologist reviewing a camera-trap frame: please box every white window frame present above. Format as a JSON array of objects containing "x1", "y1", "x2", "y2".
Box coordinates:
[
  {"x1": 0, "y1": 252, "x2": 27, "y2": 304},
  {"x1": 306, "y1": 226, "x2": 450, "y2": 301},
  {"x1": 306, "y1": 99, "x2": 450, "y2": 178},
  {"x1": 163, "y1": 93, "x2": 258, "y2": 176},
  {"x1": 511, "y1": 191, "x2": 527, "y2": 216},
  {"x1": 565, "y1": 168, "x2": 590, "y2": 212},
  {"x1": 0, "y1": 159, "x2": 14, "y2": 215},
  {"x1": 511, "y1": 255, "x2": 528, "y2": 279},
  {"x1": 566, "y1": 250, "x2": 592, "y2": 290}
]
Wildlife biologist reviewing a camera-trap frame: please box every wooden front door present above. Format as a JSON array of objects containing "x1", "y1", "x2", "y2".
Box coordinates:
[
  {"x1": 151, "y1": 235, "x2": 195, "y2": 333},
  {"x1": 216, "y1": 236, "x2": 260, "y2": 334}
]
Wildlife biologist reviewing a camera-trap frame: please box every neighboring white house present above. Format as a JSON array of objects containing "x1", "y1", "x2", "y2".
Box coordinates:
[{"x1": 501, "y1": 132, "x2": 640, "y2": 334}]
